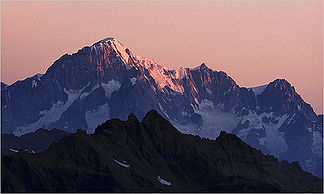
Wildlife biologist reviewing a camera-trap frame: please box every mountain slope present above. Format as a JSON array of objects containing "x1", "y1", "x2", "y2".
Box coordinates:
[
  {"x1": 1, "y1": 128, "x2": 69, "y2": 156},
  {"x1": 1, "y1": 110, "x2": 322, "y2": 192},
  {"x1": 1, "y1": 37, "x2": 322, "y2": 178}
]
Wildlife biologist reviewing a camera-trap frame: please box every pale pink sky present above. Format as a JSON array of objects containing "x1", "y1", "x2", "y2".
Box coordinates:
[{"x1": 1, "y1": 1, "x2": 323, "y2": 114}]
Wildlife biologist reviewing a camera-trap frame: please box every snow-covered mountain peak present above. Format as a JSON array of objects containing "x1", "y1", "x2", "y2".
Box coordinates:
[
  {"x1": 192, "y1": 63, "x2": 209, "y2": 71},
  {"x1": 88, "y1": 38, "x2": 184, "y2": 93},
  {"x1": 266, "y1": 79, "x2": 296, "y2": 95},
  {"x1": 93, "y1": 37, "x2": 122, "y2": 45},
  {"x1": 199, "y1": 63, "x2": 208, "y2": 69},
  {"x1": 272, "y1": 78, "x2": 289, "y2": 87},
  {"x1": 99, "y1": 37, "x2": 115, "y2": 42},
  {"x1": 95, "y1": 37, "x2": 129, "y2": 48},
  {"x1": 91, "y1": 37, "x2": 131, "y2": 64}
]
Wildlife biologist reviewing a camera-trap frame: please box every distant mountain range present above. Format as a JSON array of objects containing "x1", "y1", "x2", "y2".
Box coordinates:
[
  {"x1": 2, "y1": 110, "x2": 322, "y2": 192},
  {"x1": 1, "y1": 37, "x2": 322, "y2": 178}
]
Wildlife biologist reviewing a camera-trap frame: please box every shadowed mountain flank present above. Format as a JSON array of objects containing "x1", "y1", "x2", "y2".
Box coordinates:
[{"x1": 1, "y1": 110, "x2": 322, "y2": 192}]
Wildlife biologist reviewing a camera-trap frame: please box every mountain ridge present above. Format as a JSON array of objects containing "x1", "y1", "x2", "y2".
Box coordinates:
[
  {"x1": 2, "y1": 110, "x2": 322, "y2": 192},
  {"x1": 1, "y1": 37, "x2": 322, "y2": 178},
  {"x1": 1, "y1": 128, "x2": 69, "y2": 156}
]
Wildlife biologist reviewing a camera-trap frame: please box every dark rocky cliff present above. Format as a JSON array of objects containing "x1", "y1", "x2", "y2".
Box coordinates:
[{"x1": 2, "y1": 110, "x2": 322, "y2": 192}]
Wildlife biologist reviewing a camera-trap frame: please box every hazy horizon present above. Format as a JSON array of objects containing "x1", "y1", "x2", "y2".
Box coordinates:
[{"x1": 1, "y1": 1, "x2": 323, "y2": 114}]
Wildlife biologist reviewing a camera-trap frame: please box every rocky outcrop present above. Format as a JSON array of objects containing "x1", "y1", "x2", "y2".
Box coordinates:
[{"x1": 1, "y1": 128, "x2": 69, "y2": 156}]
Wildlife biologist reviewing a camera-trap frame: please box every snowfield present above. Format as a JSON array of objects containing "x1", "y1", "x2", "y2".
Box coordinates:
[
  {"x1": 174, "y1": 99, "x2": 290, "y2": 157},
  {"x1": 113, "y1": 159, "x2": 130, "y2": 168},
  {"x1": 157, "y1": 176, "x2": 172, "y2": 186}
]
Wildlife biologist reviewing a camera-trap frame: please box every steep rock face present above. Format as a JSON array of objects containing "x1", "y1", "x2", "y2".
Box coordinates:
[
  {"x1": 232, "y1": 79, "x2": 322, "y2": 178},
  {"x1": 1, "y1": 37, "x2": 322, "y2": 178},
  {"x1": 1, "y1": 74, "x2": 67, "y2": 134},
  {"x1": 1, "y1": 38, "x2": 259, "y2": 135},
  {"x1": 1, "y1": 111, "x2": 322, "y2": 192},
  {"x1": 1, "y1": 82, "x2": 8, "y2": 89},
  {"x1": 1, "y1": 38, "x2": 204, "y2": 135},
  {"x1": 180, "y1": 64, "x2": 255, "y2": 111},
  {"x1": 258, "y1": 79, "x2": 317, "y2": 120}
]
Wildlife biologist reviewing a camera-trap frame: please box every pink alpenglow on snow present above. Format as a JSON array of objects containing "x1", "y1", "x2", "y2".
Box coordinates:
[{"x1": 1, "y1": 1, "x2": 322, "y2": 114}]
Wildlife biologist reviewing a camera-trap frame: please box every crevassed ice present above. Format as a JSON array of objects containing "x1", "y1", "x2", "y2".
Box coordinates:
[
  {"x1": 173, "y1": 100, "x2": 238, "y2": 139},
  {"x1": 174, "y1": 99, "x2": 289, "y2": 156},
  {"x1": 257, "y1": 114, "x2": 289, "y2": 156},
  {"x1": 234, "y1": 110, "x2": 289, "y2": 156}
]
